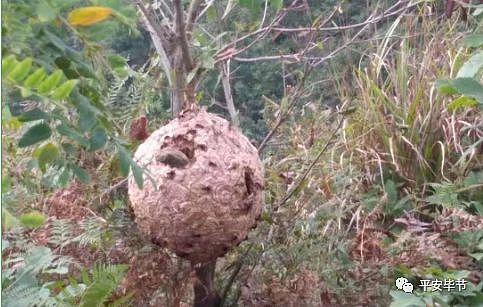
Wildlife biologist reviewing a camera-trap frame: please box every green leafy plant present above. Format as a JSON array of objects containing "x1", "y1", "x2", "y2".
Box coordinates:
[
  {"x1": 2, "y1": 245, "x2": 72, "y2": 307},
  {"x1": 55, "y1": 263, "x2": 130, "y2": 307},
  {"x1": 437, "y1": 31, "x2": 483, "y2": 109}
]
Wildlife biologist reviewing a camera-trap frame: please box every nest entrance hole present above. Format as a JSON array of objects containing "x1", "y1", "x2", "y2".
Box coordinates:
[
  {"x1": 244, "y1": 168, "x2": 255, "y2": 196},
  {"x1": 161, "y1": 134, "x2": 196, "y2": 160}
]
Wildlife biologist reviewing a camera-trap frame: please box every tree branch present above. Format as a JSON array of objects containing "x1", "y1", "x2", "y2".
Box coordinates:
[
  {"x1": 215, "y1": 0, "x2": 421, "y2": 62},
  {"x1": 186, "y1": 0, "x2": 203, "y2": 32},
  {"x1": 273, "y1": 118, "x2": 344, "y2": 211},
  {"x1": 133, "y1": 0, "x2": 173, "y2": 84},
  {"x1": 234, "y1": 53, "x2": 303, "y2": 63},
  {"x1": 258, "y1": 64, "x2": 313, "y2": 152},
  {"x1": 173, "y1": 0, "x2": 194, "y2": 71},
  {"x1": 219, "y1": 61, "x2": 239, "y2": 127}
]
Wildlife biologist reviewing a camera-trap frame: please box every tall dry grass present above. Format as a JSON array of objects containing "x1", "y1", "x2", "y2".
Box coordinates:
[{"x1": 340, "y1": 15, "x2": 482, "y2": 190}]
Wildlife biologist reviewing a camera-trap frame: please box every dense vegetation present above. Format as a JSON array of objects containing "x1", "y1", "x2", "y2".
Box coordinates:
[{"x1": 2, "y1": 0, "x2": 482, "y2": 306}]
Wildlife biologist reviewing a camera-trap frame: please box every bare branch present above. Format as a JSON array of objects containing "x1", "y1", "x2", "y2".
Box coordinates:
[
  {"x1": 98, "y1": 178, "x2": 127, "y2": 203},
  {"x1": 133, "y1": 0, "x2": 173, "y2": 84},
  {"x1": 215, "y1": 0, "x2": 302, "y2": 62},
  {"x1": 215, "y1": 0, "x2": 421, "y2": 62},
  {"x1": 186, "y1": 0, "x2": 203, "y2": 32},
  {"x1": 310, "y1": 22, "x2": 371, "y2": 66},
  {"x1": 158, "y1": 0, "x2": 174, "y2": 18},
  {"x1": 173, "y1": 0, "x2": 195, "y2": 71},
  {"x1": 258, "y1": 64, "x2": 314, "y2": 152},
  {"x1": 219, "y1": 61, "x2": 239, "y2": 126},
  {"x1": 195, "y1": 0, "x2": 215, "y2": 23},
  {"x1": 273, "y1": 118, "x2": 344, "y2": 211},
  {"x1": 259, "y1": 0, "x2": 269, "y2": 30},
  {"x1": 234, "y1": 53, "x2": 303, "y2": 63}
]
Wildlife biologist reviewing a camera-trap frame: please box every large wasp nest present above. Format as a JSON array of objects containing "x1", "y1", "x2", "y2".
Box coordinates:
[{"x1": 128, "y1": 109, "x2": 263, "y2": 263}]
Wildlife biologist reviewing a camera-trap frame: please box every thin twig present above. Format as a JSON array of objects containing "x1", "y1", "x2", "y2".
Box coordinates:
[
  {"x1": 98, "y1": 178, "x2": 128, "y2": 203},
  {"x1": 273, "y1": 118, "x2": 344, "y2": 211},
  {"x1": 216, "y1": 0, "x2": 421, "y2": 61},
  {"x1": 234, "y1": 53, "x2": 303, "y2": 62},
  {"x1": 259, "y1": 0, "x2": 269, "y2": 30},
  {"x1": 219, "y1": 244, "x2": 254, "y2": 306},
  {"x1": 186, "y1": 0, "x2": 203, "y2": 32},
  {"x1": 258, "y1": 64, "x2": 313, "y2": 153},
  {"x1": 219, "y1": 61, "x2": 239, "y2": 126},
  {"x1": 133, "y1": 0, "x2": 173, "y2": 84}
]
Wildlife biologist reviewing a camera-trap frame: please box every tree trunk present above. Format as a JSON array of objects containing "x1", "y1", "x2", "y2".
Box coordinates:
[
  {"x1": 171, "y1": 55, "x2": 186, "y2": 117},
  {"x1": 193, "y1": 260, "x2": 221, "y2": 307}
]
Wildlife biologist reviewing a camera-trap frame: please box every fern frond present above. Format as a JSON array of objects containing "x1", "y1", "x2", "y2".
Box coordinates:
[
  {"x1": 106, "y1": 76, "x2": 128, "y2": 107},
  {"x1": 74, "y1": 217, "x2": 105, "y2": 248},
  {"x1": 79, "y1": 263, "x2": 129, "y2": 307},
  {"x1": 2, "y1": 246, "x2": 71, "y2": 307},
  {"x1": 2, "y1": 284, "x2": 49, "y2": 307},
  {"x1": 48, "y1": 219, "x2": 75, "y2": 248}
]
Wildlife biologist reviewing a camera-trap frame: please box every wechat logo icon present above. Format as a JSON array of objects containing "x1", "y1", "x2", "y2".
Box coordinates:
[{"x1": 395, "y1": 277, "x2": 414, "y2": 293}]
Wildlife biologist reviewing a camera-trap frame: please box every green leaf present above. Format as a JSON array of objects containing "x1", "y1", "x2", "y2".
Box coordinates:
[
  {"x1": 473, "y1": 7, "x2": 483, "y2": 17},
  {"x1": 201, "y1": 54, "x2": 215, "y2": 69},
  {"x1": 24, "y1": 67, "x2": 47, "y2": 88},
  {"x1": 450, "y1": 77, "x2": 483, "y2": 104},
  {"x1": 43, "y1": 29, "x2": 81, "y2": 57},
  {"x1": 457, "y1": 51, "x2": 483, "y2": 78},
  {"x1": 469, "y1": 252, "x2": 483, "y2": 261},
  {"x1": 36, "y1": 1, "x2": 58, "y2": 22},
  {"x1": 239, "y1": 0, "x2": 262, "y2": 14},
  {"x1": 2, "y1": 208, "x2": 19, "y2": 230},
  {"x1": 207, "y1": 5, "x2": 216, "y2": 21},
  {"x1": 55, "y1": 167, "x2": 72, "y2": 187},
  {"x1": 18, "y1": 122, "x2": 52, "y2": 147},
  {"x1": 271, "y1": 0, "x2": 283, "y2": 11},
  {"x1": 19, "y1": 211, "x2": 46, "y2": 229},
  {"x1": 37, "y1": 143, "x2": 60, "y2": 172},
  {"x1": 17, "y1": 108, "x2": 50, "y2": 122},
  {"x1": 2, "y1": 239, "x2": 9, "y2": 252},
  {"x1": 435, "y1": 79, "x2": 458, "y2": 95},
  {"x1": 113, "y1": 67, "x2": 128, "y2": 78},
  {"x1": 71, "y1": 164, "x2": 91, "y2": 183},
  {"x1": 51, "y1": 79, "x2": 79, "y2": 100},
  {"x1": 79, "y1": 264, "x2": 128, "y2": 307},
  {"x1": 109, "y1": 291, "x2": 134, "y2": 307},
  {"x1": 2, "y1": 55, "x2": 17, "y2": 75},
  {"x1": 118, "y1": 147, "x2": 130, "y2": 176},
  {"x1": 464, "y1": 34, "x2": 483, "y2": 47},
  {"x1": 425, "y1": 183, "x2": 459, "y2": 208},
  {"x1": 2, "y1": 175, "x2": 11, "y2": 193},
  {"x1": 389, "y1": 291, "x2": 425, "y2": 307},
  {"x1": 447, "y1": 96, "x2": 478, "y2": 111},
  {"x1": 20, "y1": 87, "x2": 32, "y2": 98},
  {"x1": 385, "y1": 179, "x2": 398, "y2": 203},
  {"x1": 463, "y1": 171, "x2": 483, "y2": 187},
  {"x1": 131, "y1": 163, "x2": 143, "y2": 189},
  {"x1": 88, "y1": 128, "x2": 107, "y2": 151},
  {"x1": 78, "y1": 99, "x2": 96, "y2": 132},
  {"x1": 8, "y1": 58, "x2": 33, "y2": 82},
  {"x1": 57, "y1": 123, "x2": 89, "y2": 146},
  {"x1": 38, "y1": 70, "x2": 64, "y2": 94},
  {"x1": 437, "y1": 78, "x2": 483, "y2": 104},
  {"x1": 62, "y1": 143, "x2": 77, "y2": 156},
  {"x1": 107, "y1": 54, "x2": 127, "y2": 68}
]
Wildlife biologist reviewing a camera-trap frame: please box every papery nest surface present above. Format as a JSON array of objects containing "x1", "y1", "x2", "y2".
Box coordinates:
[{"x1": 128, "y1": 109, "x2": 264, "y2": 263}]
